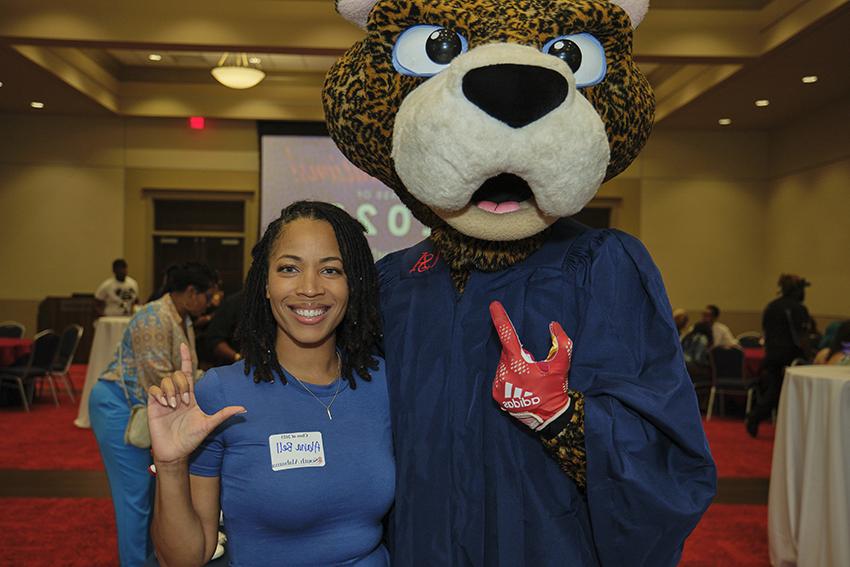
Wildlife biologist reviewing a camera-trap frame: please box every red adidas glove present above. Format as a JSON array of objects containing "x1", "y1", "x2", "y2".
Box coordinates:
[{"x1": 490, "y1": 301, "x2": 573, "y2": 431}]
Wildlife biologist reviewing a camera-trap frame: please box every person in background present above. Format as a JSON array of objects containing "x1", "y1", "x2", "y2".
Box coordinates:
[
  {"x1": 198, "y1": 289, "x2": 244, "y2": 368},
  {"x1": 95, "y1": 259, "x2": 140, "y2": 317},
  {"x1": 817, "y1": 320, "x2": 843, "y2": 352},
  {"x1": 805, "y1": 318, "x2": 822, "y2": 355},
  {"x1": 148, "y1": 201, "x2": 392, "y2": 566},
  {"x1": 193, "y1": 280, "x2": 224, "y2": 333},
  {"x1": 702, "y1": 304, "x2": 738, "y2": 348},
  {"x1": 747, "y1": 274, "x2": 812, "y2": 437},
  {"x1": 682, "y1": 321, "x2": 713, "y2": 383},
  {"x1": 673, "y1": 308, "x2": 689, "y2": 338},
  {"x1": 813, "y1": 320, "x2": 850, "y2": 365},
  {"x1": 89, "y1": 262, "x2": 217, "y2": 567}
]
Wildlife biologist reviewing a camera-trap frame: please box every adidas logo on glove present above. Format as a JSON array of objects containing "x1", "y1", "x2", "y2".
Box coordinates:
[{"x1": 501, "y1": 382, "x2": 541, "y2": 409}]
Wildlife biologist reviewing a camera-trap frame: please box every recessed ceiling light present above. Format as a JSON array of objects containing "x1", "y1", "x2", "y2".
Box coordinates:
[
  {"x1": 801, "y1": 75, "x2": 818, "y2": 84},
  {"x1": 248, "y1": 56, "x2": 261, "y2": 65},
  {"x1": 718, "y1": 118, "x2": 732, "y2": 126},
  {"x1": 755, "y1": 99, "x2": 770, "y2": 107},
  {"x1": 0, "y1": 81, "x2": 4, "y2": 88},
  {"x1": 30, "y1": 101, "x2": 45, "y2": 109},
  {"x1": 148, "y1": 53, "x2": 162, "y2": 62}
]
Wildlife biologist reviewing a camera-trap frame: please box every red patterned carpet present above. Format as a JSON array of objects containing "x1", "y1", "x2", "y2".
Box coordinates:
[
  {"x1": 0, "y1": 366, "x2": 772, "y2": 566},
  {"x1": 681, "y1": 504, "x2": 769, "y2": 567},
  {"x1": 0, "y1": 498, "x2": 117, "y2": 567},
  {"x1": 681, "y1": 418, "x2": 772, "y2": 566},
  {"x1": 0, "y1": 366, "x2": 103, "y2": 470},
  {"x1": 702, "y1": 417, "x2": 775, "y2": 478}
]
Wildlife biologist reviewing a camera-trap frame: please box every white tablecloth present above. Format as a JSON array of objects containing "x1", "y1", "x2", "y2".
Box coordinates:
[
  {"x1": 73, "y1": 316, "x2": 131, "y2": 428},
  {"x1": 768, "y1": 364, "x2": 850, "y2": 567}
]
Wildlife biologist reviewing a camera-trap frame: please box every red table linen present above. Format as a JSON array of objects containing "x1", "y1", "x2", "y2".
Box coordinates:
[{"x1": 0, "y1": 338, "x2": 32, "y2": 367}]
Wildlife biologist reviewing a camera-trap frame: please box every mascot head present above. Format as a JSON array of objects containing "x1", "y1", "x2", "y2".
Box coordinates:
[{"x1": 323, "y1": 0, "x2": 654, "y2": 269}]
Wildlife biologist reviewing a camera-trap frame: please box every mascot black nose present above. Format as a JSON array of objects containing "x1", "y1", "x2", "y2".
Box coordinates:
[{"x1": 462, "y1": 64, "x2": 568, "y2": 128}]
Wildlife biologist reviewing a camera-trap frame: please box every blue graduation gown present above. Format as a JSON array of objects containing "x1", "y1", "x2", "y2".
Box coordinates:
[{"x1": 377, "y1": 219, "x2": 716, "y2": 566}]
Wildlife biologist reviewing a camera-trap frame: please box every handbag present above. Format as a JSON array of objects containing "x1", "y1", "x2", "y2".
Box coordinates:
[
  {"x1": 116, "y1": 342, "x2": 151, "y2": 449},
  {"x1": 124, "y1": 404, "x2": 151, "y2": 448}
]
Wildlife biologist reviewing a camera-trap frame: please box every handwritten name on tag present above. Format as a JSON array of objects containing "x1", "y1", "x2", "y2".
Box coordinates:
[{"x1": 269, "y1": 431, "x2": 326, "y2": 471}]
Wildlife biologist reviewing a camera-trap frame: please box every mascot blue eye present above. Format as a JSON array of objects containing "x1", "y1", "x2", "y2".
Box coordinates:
[
  {"x1": 393, "y1": 25, "x2": 469, "y2": 77},
  {"x1": 542, "y1": 33, "x2": 606, "y2": 88}
]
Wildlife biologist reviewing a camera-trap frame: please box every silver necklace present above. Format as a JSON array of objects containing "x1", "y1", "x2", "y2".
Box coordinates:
[{"x1": 290, "y1": 352, "x2": 343, "y2": 420}]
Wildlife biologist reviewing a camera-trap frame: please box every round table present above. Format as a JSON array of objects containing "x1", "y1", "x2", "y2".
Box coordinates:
[
  {"x1": 0, "y1": 338, "x2": 32, "y2": 367},
  {"x1": 74, "y1": 316, "x2": 131, "y2": 428},
  {"x1": 743, "y1": 346, "x2": 765, "y2": 377},
  {"x1": 768, "y1": 364, "x2": 850, "y2": 567}
]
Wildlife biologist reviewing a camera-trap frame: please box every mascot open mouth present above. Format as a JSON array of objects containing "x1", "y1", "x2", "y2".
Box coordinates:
[{"x1": 471, "y1": 173, "x2": 534, "y2": 214}]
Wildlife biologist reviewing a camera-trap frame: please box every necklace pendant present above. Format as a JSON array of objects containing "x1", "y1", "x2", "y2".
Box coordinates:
[{"x1": 327, "y1": 407, "x2": 333, "y2": 420}]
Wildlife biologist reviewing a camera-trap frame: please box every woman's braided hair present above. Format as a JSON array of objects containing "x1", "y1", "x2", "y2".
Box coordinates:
[{"x1": 236, "y1": 201, "x2": 382, "y2": 388}]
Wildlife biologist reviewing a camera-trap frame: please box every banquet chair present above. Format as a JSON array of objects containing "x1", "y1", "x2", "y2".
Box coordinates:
[
  {"x1": 0, "y1": 330, "x2": 60, "y2": 412},
  {"x1": 0, "y1": 321, "x2": 25, "y2": 338},
  {"x1": 706, "y1": 346, "x2": 755, "y2": 420},
  {"x1": 49, "y1": 324, "x2": 84, "y2": 403},
  {"x1": 736, "y1": 331, "x2": 763, "y2": 348}
]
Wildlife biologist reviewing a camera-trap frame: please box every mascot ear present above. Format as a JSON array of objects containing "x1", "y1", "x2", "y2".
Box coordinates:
[
  {"x1": 335, "y1": 0, "x2": 378, "y2": 29},
  {"x1": 610, "y1": 0, "x2": 650, "y2": 28}
]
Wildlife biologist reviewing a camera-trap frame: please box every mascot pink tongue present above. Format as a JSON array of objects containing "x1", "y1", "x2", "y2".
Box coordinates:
[
  {"x1": 322, "y1": 0, "x2": 716, "y2": 565},
  {"x1": 477, "y1": 201, "x2": 520, "y2": 214}
]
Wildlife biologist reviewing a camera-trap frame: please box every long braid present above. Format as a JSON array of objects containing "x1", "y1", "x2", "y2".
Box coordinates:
[
  {"x1": 320, "y1": 208, "x2": 382, "y2": 388},
  {"x1": 236, "y1": 201, "x2": 382, "y2": 387},
  {"x1": 237, "y1": 217, "x2": 288, "y2": 384}
]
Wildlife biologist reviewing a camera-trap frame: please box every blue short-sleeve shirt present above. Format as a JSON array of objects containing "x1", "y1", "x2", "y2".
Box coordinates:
[{"x1": 190, "y1": 359, "x2": 394, "y2": 566}]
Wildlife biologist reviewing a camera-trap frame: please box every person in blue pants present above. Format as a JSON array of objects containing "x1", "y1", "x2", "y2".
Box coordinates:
[
  {"x1": 90, "y1": 262, "x2": 217, "y2": 566},
  {"x1": 89, "y1": 382, "x2": 156, "y2": 565}
]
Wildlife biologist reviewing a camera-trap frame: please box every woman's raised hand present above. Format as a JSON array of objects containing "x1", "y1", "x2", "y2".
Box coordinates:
[{"x1": 148, "y1": 343, "x2": 245, "y2": 466}]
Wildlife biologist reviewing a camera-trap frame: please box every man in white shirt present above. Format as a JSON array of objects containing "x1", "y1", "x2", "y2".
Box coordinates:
[
  {"x1": 703, "y1": 304, "x2": 738, "y2": 348},
  {"x1": 95, "y1": 259, "x2": 139, "y2": 316}
]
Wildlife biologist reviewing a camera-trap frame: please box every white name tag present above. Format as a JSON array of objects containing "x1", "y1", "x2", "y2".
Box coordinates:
[{"x1": 268, "y1": 431, "x2": 326, "y2": 471}]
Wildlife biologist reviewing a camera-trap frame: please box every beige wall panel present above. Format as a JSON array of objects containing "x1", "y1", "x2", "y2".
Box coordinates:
[
  {"x1": 764, "y1": 158, "x2": 850, "y2": 318},
  {"x1": 642, "y1": 129, "x2": 769, "y2": 181},
  {"x1": 0, "y1": 113, "x2": 124, "y2": 167},
  {"x1": 0, "y1": 164, "x2": 125, "y2": 299},
  {"x1": 640, "y1": 177, "x2": 767, "y2": 314},
  {"x1": 0, "y1": 299, "x2": 40, "y2": 339},
  {"x1": 123, "y1": 117, "x2": 259, "y2": 172},
  {"x1": 637, "y1": 129, "x2": 770, "y2": 318}
]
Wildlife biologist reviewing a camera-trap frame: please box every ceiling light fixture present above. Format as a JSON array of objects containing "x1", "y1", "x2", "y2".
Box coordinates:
[
  {"x1": 248, "y1": 56, "x2": 262, "y2": 65},
  {"x1": 0, "y1": 81, "x2": 4, "y2": 88},
  {"x1": 148, "y1": 53, "x2": 163, "y2": 62},
  {"x1": 211, "y1": 53, "x2": 266, "y2": 89},
  {"x1": 30, "y1": 101, "x2": 45, "y2": 109},
  {"x1": 801, "y1": 75, "x2": 818, "y2": 84},
  {"x1": 754, "y1": 99, "x2": 770, "y2": 107},
  {"x1": 718, "y1": 118, "x2": 732, "y2": 126}
]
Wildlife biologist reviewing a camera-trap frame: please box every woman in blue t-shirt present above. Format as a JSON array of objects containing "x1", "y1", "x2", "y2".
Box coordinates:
[{"x1": 147, "y1": 201, "x2": 394, "y2": 566}]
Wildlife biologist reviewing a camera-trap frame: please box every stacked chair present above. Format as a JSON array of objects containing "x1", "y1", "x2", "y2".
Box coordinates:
[
  {"x1": 0, "y1": 325, "x2": 84, "y2": 411},
  {"x1": 50, "y1": 324, "x2": 85, "y2": 402}
]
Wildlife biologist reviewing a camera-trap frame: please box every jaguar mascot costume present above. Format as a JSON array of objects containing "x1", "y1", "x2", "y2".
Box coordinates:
[{"x1": 322, "y1": 1, "x2": 716, "y2": 565}]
